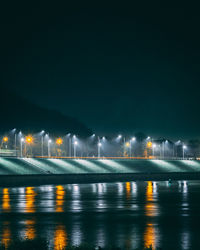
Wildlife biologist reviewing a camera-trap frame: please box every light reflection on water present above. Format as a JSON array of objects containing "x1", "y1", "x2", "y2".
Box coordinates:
[
  {"x1": 54, "y1": 224, "x2": 67, "y2": 250},
  {"x1": 25, "y1": 187, "x2": 36, "y2": 213},
  {"x1": 55, "y1": 185, "x2": 65, "y2": 213},
  {"x1": 1, "y1": 222, "x2": 11, "y2": 249},
  {"x1": 2, "y1": 188, "x2": 11, "y2": 212},
  {"x1": 24, "y1": 219, "x2": 36, "y2": 240},
  {"x1": 144, "y1": 182, "x2": 159, "y2": 249},
  {"x1": 0, "y1": 181, "x2": 199, "y2": 249}
]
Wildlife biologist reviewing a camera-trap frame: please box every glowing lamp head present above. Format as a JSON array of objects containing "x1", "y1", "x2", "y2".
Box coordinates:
[
  {"x1": 118, "y1": 135, "x2": 122, "y2": 139},
  {"x1": 74, "y1": 141, "x2": 78, "y2": 145},
  {"x1": 98, "y1": 142, "x2": 102, "y2": 147},
  {"x1": 126, "y1": 142, "x2": 130, "y2": 147},
  {"x1": 147, "y1": 141, "x2": 152, "y2": 148},
  {"x1": 3, "y1": 137, "x2": 8, "y2": 142},
  {"x1": 48, "y1": 139, "x2": 52, "y2": 143},
  {"x1": 56, "y1": 138, "x2": 63, "y2": 145},
  {"x1": 25, "y1": 135, "x2": 33, "y2": 144},
  {"x1": 153, "y1": 144, "x2": 156, "y2": 148},
  {"x1": 131, "y1": 137, "x2": 136, "y2": 141},
  {"x1": 183, "y1": 145, "x2": 187, "y2": 149}
]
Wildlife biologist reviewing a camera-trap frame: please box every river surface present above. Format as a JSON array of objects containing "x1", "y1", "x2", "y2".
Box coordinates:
[{"x1": 0, "y1": 181, "x2": 200, "y2": 249}]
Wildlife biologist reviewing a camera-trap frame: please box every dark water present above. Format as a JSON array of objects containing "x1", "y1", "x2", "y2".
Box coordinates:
[{"x1": 0, "y1": 180, "x2": 200, "y2": 249}]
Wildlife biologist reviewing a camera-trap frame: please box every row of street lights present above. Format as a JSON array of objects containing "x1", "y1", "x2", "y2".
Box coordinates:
[{"x1": 0, "y1": 131, "x2": 188, "y2": 159}]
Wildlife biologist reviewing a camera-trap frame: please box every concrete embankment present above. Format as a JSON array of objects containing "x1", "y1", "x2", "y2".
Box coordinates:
[
  {"x1": 0, "y1": 172, "x2": 200, "y2": 187},
  {"x1": 0, "y1": 157, "x2": 200, "y2": 186}
]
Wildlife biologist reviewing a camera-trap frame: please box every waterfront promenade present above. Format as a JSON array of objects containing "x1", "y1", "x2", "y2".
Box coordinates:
[{"x1": 0, "y1": 158, "x2": 200, "y2": 186}]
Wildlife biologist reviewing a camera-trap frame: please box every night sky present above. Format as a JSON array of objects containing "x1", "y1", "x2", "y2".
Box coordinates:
[{"x1": 0, "y1": 1, "x2": 200, "y2": 139}]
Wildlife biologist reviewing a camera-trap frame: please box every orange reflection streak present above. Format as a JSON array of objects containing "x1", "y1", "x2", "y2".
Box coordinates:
[
  {"x1": 146, "y1": 181, "x2": 153, "y2": 202},
  {"x1": 144, "y1": 223, "x2": 155, "y2": 249},
  {"x1": 125, "y1": 182, "x2": 131, "y2": 200},
  {"x1": 54, "y1": 224, "x2": 67, "y2": 250},
  {"x1": 2, "y1": 188, "x2": 11, "y2": 212},
  {"x1": 25, "y1": 219, "x2": 36, "y2": 240},
  {"x1": 55, "y1": 186, "x2": 65, "y2": 212},
  {"x1": 144, "y1": 182, "x2": 156, "y2": 249},
  {"x1": 25, "y1": 187, "x2": 36, "y2": 213},
  {"x1": 1, "y1": 222, "x2": 11, "y2": 249},
  {"x1": 146, "y1": 181, "x2": 155, "y2": 217}
]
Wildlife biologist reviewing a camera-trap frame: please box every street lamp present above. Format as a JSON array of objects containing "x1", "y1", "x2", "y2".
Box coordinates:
[
  {"x1": 41, "y1": 130, "x2": 45, "y2": 157},
  {"x1": 48, "y1": 139, "x2": 52, "y2": 157},
  {"x1": 20, "y1": 138, "x2": 24, "y2": 158},
  {"x1": 66, "y1": 133, "x2": 71, "y2": 157},
  {"x1": 98, "y1": 142, "x2": 102, "y2": 158},
  {"x1": 12, "y1": 128, "x2": 17, "y2": 155},
  {"x1": 162, "y1": 140, "x2": 166, "y2": 159},
  {"x1": 56, "y1": 138, "x2": 63, "y2": 145},
  {"x1": 74, "y1": 141, "x2": 78, "y2": 158},
  {"x1": 2, "y1": 136, "x2": 8, "y2": 149},
  {"x1": 183, "y1": 145, "x2": 187, "y2": 159},
  {"x1": 125, "y1": 142, "x2": 130, "y2": 157},
  {"x1": 25, "y1": 135, "x2": 33, "y2": 144},
  {"x1": 25, "y1": 135, "x2": 34, "y2": 157},
  {"x1": 130, "y1": 137, "x2": 136, "y2": 157},
  {"x1": 152, "y1": 144, "x2": 156, "y2": 157}
]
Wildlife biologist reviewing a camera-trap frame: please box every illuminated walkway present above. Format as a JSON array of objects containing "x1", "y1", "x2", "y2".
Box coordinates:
[{"x1": 0, "y1": 158, "x2": 199, "y2": 175}]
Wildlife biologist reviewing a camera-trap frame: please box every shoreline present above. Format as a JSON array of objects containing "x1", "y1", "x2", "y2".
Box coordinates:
[{"x1": 0, "y1": 172, "x2": 200, "y2": 187}]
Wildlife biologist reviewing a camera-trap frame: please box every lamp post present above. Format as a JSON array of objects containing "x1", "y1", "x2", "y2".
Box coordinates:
[
  {"x1": 162, "y1": 141, "x2": 165, "y2": 159},
  {"x1": 14, "y1": 133, "x2": 17, "y2": 155},
  {"x1": 123, "y1": 137, "x2": 126, "y2": 157},
  {"x1": 152, "y1": 144, "x2": 156, "y2": 157},
  {"x1": 69, "y1": 137, "x2": 72, "y2": 157},
  {"x1": 41, "y1": 130, "x2": 45, "y2": 157},
  {"x1": 66, "y1": 133, "x2": 71, "y2": 157},
  {"x1": 41, "y1": 136, "x2": 44, "y2": 157},
  {"x1": 20, "y1": 138, "x2": 24, "y2": 158},
  {"x1": 98, "y1": 142, "x2": 102, "y2": 158},
  {"x1": 56, "y1": 138, "x2": 63, "y2": 157},
  {"x1": 2, "y1": 136, "x2": 8, "y2": 149},
  {"x1": 48, "y1": 139, "x2": 52, "y2": 157},
  {"x1": 74, "y1": 141, "x2": 78, "y2": 158},
  {"x1": 12, "y1": 129, "x2": 17, "y2": 156},
  {"x1": 130, "y1": 137, "x2": 136, "y2": 157},
  {"x1": 183, "y1": 145, "x2": 187, "y2": 159}
]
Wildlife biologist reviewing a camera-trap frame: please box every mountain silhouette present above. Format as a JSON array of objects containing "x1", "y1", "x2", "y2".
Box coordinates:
[{"x1": 0, "y1": 87, "x2": 92, "y2": 137}]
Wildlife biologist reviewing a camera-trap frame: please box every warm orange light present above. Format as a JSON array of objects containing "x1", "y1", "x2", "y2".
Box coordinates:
[
  {"x1": 56, "y1": 138, "x2": 63, "y2": 145},
  {"x1": 2, "y1": 188, "x2": 11, "y2": 212},
  {"x1": 126, "y1": 182, "x2": 131, "y2": 200},
  {"x1": 3, "y1": 137, "x2": 8, "y2": 142},
  {"x1": 25, "y1": 219, "x2": 36, "y2": 240},
  {"x1": 25, "y1": 135, "x2": 34, "y2": 144},
  {"x1": 147, "y1": 142, "x2": 152, "y2": 148},
  {"x1": 1, "y1": 225, "x2": 11, "y2": 249},
  {"x1": 56, "y1": 185, "x2": 65, "y2": 212},
  {"x1": 25, "y1": 187, "x2": 36, "y2": 213},
  {"x1": 126, "y1": 142, "x2": 130, "y2": 147},
  {"x1": 54, "y1": 225, "x2": 67, "y2": 250},
  {"x1": 144, "y1": 181, "x2": 156, "y2": 249},
  {"x1": 144, "y1": 223, "x2": 155, "y2": 249}
]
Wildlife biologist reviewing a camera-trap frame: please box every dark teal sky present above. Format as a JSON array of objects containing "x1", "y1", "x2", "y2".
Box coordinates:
[{"x1": 0, "y1": 1, "x2": 200, "y2": 138}]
